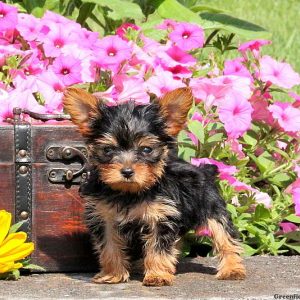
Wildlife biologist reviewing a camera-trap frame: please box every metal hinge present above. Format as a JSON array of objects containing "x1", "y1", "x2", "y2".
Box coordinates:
[{"x1": 46, "y1": 146, "x2": 89, "y2": 184}]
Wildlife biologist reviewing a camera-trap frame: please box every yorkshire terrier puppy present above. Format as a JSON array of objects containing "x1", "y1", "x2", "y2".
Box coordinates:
[{"x1": 63, "y1": 87, "x2": 246, "y2": 286}]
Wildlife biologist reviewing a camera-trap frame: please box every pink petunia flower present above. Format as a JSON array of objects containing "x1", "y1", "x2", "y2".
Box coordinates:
[
  {"x1": 116, "y1": 23, "x2": 140, "y2": 40},
  {"x1": 42, "y1": 10, "x2": 80, "y2": 27},
  {"x1": 51, "y1": 55, "x2": 82, "y2": 86},
  {"x1": 9, "y1": 88, "x2": 46, "y2": 115},
  {"x1": 226, "y1": 138, "x2": 245, "y2": 159},
  {"x1": 252, "y1": 190, "x2": 272, "y2": 208},
  {"x1": 95, "y1": 35, "x2": 132, "y2": 67},
  {"x1": 195, "y1": 226, "x2": 211, "y2": 237},
  {"x1": 156, "y1": 19, "x2": 177, "y2": 31},
  {"x1": 259, "y1": 55, "x2": 300, "y2": 89},
  {"x1": 37, "y1": 70, "x2": 65, "y2": 112},
  {"x1": 269, "y1": 102, "x2": 300, "y2": 132},
  {"x1": 113, "y1": 75, "x2": 150, "y2": 104},
  {"x1": 0, "y1": 2, "x2": 17, "y2": 31},
  {"x1": 0, "y1": 88, "x2": 10, "y2": 121},
  {"x1": 218, "y1": 96, "x2": 253, "y2": 138},
  {"x1": 289, "y1": 92, "x2": 300, "y2": 108},
  {"x1": 16, "y1": 13, "x2": 40, "y2": 42},
  {"x1": 191, "y1": 158, "x2": 237, "y2": 176},
  {"x1": 169, "y1": 22, "x2": 204, "y2": 51},
  {"x1": 238, "y1": 39, "x2": 271, "y2": 54},
  {"x1": 249, "y1": 90, "x2": 274, "y2": 124},
  {"x1": 189, "y1": 77, "x2": 230, "y2": 106},
  {"x1": 145, "y1": 67, "x2": 185, "y2": 97},
  {"x1": 213, "y1": 75, "x2": 252, "y2": 100},
  {"x1": 165, "y1": 45, "x2": 196, "y2": 65},
  {"x1": 77, "y1": 28, "x2": 99, "y2": 50},
  {"x1": 38, "y1": 22, "x2": 78, "y2": 58},
  {"x1": 286, "y1": 179, "x2": 300, "y2": 216},
  {"x1": 223, "y1": 57, "x2": 252, "y2": 79},
  {"x1": 220, "y1": 173, "x2": 254, "y2": 192},
  {"x1": 279, "y1": 222, "x2": 298, "y2": 234}
]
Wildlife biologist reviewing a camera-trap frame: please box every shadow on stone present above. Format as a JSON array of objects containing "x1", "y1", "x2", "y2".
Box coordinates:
[{"x1": 177, "y1": 258, "x2": 217, "y2": 275}]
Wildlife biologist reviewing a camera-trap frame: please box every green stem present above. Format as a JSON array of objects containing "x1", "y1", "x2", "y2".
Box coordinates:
[
  {"x1": 204, "y1": 29, "x2": 220, "y2": 47},
  {"x1": 251, "y1": 162, "x2": 293, "y2": 184}
]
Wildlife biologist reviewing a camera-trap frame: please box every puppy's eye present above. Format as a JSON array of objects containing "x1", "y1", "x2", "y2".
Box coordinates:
[
  {"x1": 140, "y1": 146, "x2": 153, "y2": 154},
  {"x1": 103, "y1": 146, "x2": 114, "y2": 155}
]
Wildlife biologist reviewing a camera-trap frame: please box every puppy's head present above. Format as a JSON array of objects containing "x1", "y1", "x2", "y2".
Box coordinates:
[{"x1": 63, "y1": 87, "x2": 193, "y2": 193}]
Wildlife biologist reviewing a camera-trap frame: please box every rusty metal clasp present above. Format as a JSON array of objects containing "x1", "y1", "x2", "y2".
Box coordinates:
[{"x1": 47, "y1": 146, "x2": 89, "y2": 184}]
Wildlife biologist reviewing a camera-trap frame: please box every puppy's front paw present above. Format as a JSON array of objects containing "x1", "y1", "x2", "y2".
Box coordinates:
[
  {"x1": 143, "y1": 273, "x2": 174, "y2": 286},
  {"x1": 92, "y1": 271, "x2": 129, "y2": 284},
  {"x1": 216, "y1": 263, "x2": 246, "y2": 280}
]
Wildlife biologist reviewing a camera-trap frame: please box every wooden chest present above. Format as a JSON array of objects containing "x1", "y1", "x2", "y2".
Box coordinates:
[{"x1": 0, "y1": 109, "x2": 97, "y2": 272}]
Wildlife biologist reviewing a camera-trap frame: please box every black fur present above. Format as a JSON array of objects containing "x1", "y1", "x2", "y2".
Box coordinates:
[{"x1": 81, "y1": 101, "x2": 237, "y2": 260}]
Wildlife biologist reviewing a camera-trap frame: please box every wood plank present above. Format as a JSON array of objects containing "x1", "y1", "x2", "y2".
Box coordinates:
[{"x1": 31, "y1": 163, "x2": 97, "y2": 272}]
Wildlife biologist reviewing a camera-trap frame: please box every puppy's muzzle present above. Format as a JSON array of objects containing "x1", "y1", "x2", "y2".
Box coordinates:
[{"x1": 121, "y1": 167, "x2": 134, "y2": 179}]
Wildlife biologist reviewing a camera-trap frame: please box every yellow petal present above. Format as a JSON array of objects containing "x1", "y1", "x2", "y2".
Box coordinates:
[
  {"x1": 0, "y1": 211, "x2": 11, "y2": 245},
  {"x1": 0, "y1": 232, "x2": 27, "y2": 256},
  {"x1": 0, "y1": 261, "x2": 14, "y2": 273},
  {"x1": 0, "y1": 262, "x2": 23, "y2": 273},
  {"x1": 13, "y1": 262, "x2": 23, "y2": 270},
  {"x1": 0, "y1": 242, "x2": 34, "y2": 264}
]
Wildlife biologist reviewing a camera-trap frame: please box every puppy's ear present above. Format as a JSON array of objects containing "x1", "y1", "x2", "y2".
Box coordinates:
[
  {"x1": 63, "y1": 87, "x2": 99, "y2": 137},
  {"x1": 159, "y1": 87, "x2": 193, "y2": 136}
]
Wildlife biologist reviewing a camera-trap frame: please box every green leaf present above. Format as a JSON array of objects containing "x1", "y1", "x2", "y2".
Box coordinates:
[
  {"x1": 206, "y1": 132, "x2": 223, "y2": 144},
  {"x1": 82, "y1": 0, "x2": 144, "y2": 21},
  {"x1": 285, "y1": 242, "x2": 300, "y2": 253},
  {"x1": 268, "y1": 173, "x2": 292, "y2": 187},
  {"x1": 157, "y1": 0, "x2": 269, "y2": 39},
  {"x1": 241, "y1": 131, "x2": 258, "y2": 147},
  {"x1": 284, "y1": 231, "x2": 300, "y2": 242},
  {"x1": 139, "y1": 11, "x2": 166, "y2": 41},
  {"x1": 85, "y1": 11, "x2": 105, "y2": 36},
  {"x1": 9, "y1": 221, "x2": 25, "y2": 234},
  {"x1": 285, "y1": 214, "x2": 300, "y2": 224},
  {"x1": 178, "y1": 145, "x2": 197, "y2": 162},
  {"x1": 77, "y1": 3, "x2": 96, "y2": 25},
  {"x1": 187, "y1": 120, "x2": 205, "y2": 144},
  {"x1": 199, "y1": 12, "x2": 271, "y2": 39},
  {"x1": 249, "y1": 151, "x2": 275, "y2": 174},
  {"x1": 157, "y1": 0, "x2": 212, "y2": 27},
  {"x1": 23, "y1": 0, "x2": 62, "y2": 16},
  {"x1": 267, "y1": 145, "x2": 290, "y2": 160},
  {"x1": 190, "y1": 5, "x2": 226, "y2": 14},
  {"x1": 22, "y1": 264, "x2": 46, "y2": 272},
  {"x1": 3, "y1": 269, "x2": 21, "y2": 281},
  {"x1": 226, "y1": 203, "x2": 238, "y2": 218},
  {"x1": 242, "y1": 244, "x2": 257, "y2": 256},
  {"x1": 254, "y1": 204, "x2": 271, "y2": 221}
]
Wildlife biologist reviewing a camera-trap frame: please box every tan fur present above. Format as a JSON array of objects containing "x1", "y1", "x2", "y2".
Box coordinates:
[
  {"x1": 121, "y1": 197, "x2": 180, "y2": 228},
  {"x1": 63, "y1": 87, "x2": 99, "y2": 136},
  {"x1": 136, "y1": 135, "x2": 161, "y2": 147},
  {"x1": 98, "y1": 157, "x2": 167, "y2": 193},
  {"x1": 142, "y1": 219, "x2": 179, "y2": 286},
  {"x1": 159, "y1": 87, "x2": 193, "y2": 136},
  {"x1": 91, "y1": 201, "x2": 130, "y2": 284},
  {"x1": 207, "y1": 218, "x2": 246, "y2": 280},
  {"x1": 96, "y1": 134, "x2": 119, "y2": 146},
  {"x1": 89, "y1": 197, "x2": 180, "y2": 285}
]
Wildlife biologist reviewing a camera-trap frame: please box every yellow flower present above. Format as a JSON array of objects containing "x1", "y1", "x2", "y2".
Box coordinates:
[{"x1": 0, "y1": 210, "x2": 34, "y2": 274}]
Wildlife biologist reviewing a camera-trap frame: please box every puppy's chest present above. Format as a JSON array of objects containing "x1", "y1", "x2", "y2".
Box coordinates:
[{"x1": 90, "y1": 196, "x2": 180, "y2": 228}]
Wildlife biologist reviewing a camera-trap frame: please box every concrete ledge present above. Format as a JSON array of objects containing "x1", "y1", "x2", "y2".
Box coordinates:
[{"x1": 0, "y1": 256, "x2": 299, "y2": 299}]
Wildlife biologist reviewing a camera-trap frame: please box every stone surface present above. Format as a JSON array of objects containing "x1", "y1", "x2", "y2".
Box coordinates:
[{"x1": 0, "y1": 256, "x2": 299, "y2": 299}]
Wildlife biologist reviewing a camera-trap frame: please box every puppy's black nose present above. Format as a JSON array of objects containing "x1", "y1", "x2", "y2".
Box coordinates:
[{"x1": 121, "y1": 168, "x2": 134, "y2": 179}]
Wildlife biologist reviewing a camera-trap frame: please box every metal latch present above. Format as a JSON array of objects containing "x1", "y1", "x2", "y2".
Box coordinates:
[{"x1": 47, "y1": 146, "x2": 89, "y2": 184}]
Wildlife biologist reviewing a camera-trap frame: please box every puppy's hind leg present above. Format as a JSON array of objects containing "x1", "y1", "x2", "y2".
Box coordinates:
[{"x1": 207, "y1": 218, "x2": 246, "y2": 280}]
